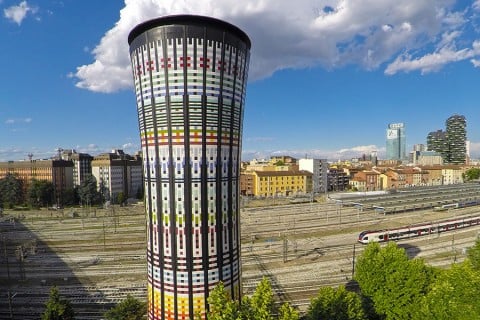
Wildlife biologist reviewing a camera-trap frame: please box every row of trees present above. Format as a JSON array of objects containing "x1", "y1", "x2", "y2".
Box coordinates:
[
  {"x1": 0, "y1": 173, "x2": 141, "y2": 209},
  {"x1": 41, "y1": 287, "x2": 146, "y2": 320},
  {"x1": 40, "y1": 239, "x2": 480, "y2": 319},
  {"x1": 208, "y1": 238, "x2": 480, "y2": 320},
  {"x1": 354, "y1": 240, "x2": 480, "y2": 319}
]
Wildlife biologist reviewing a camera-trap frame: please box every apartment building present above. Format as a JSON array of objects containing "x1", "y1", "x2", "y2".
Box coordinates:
[
  {"x1": 60, "y1": 149, "x2": 93, "y2": 187},
  {"x1": 327, "y1": 168, "x2": 350, "y2": 192},
  {"x1": 0, "y1": 159, "x2": 73, "y2": 203},
  {"x1": 298, "y1": 158, "x2": 328, "y2": 193},
  {"x1": 241, "y1": 170, "x2": 312, "y2": 197},
  {"x1": 91, "y1": 149, "x2": 142, "y2": 201},
  {"x1": 350, "y1": 170, "x2": 381, "y2": 191},
  {"x1": 240, "y1": 172, "x2": 256, "y2": 196}
]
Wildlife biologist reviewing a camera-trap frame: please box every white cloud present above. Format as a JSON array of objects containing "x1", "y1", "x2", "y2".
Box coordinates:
[
  {"x1": 4, "y1": 117, "x2": 32, "y2": 124},
  {"x1": 337, "y1": 145, "x2": 380, "y2": 154},
  {"x1": 241, "y1": 145, "x2": 384, "y2": 161},
  {"x1": 4, "y1": 1, "x2": 37, "y2": 25},
  {"x1": 474, "y1": 0, "x2": 480, "y2": 12},
  {"x1": 385, "y1": 39, "x2": 480, "y2": 75},
  {"x1": 74, "y1": 0, "x2": 476, "y2": 93},
  {"x1": 0, "y1": 147, "x2": 27, "y2": 161},
  {"x1": 73, "y1": 142, "x2": 140, "y2": 155},
  {"x1": 471, "y1": 58, "x2": 480, "y2": 67},
  {"x1": 442, "y1": 11, "x2": 466, "y2": 28},
  {"x1": 121, "y1": 142, "x2": 140, "y2": 153}
]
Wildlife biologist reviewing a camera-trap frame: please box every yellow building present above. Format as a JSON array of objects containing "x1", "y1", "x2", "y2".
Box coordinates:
[
  {"x1": 0, "y1": 159, "x2": 74, "y2": 202},
  {"x1": 241, "y1": 170, "x2": 312, "y2": 197}
]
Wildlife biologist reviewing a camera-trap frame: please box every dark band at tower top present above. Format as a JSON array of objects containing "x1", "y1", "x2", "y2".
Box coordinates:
[{"x1": 128, "y1": 14, "x2": 251, "y2": 49}]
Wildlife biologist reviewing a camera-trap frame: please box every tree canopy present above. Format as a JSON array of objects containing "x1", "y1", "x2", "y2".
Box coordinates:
[
  {"x1": 306, "y1": 285, "x2": 366, "y2": 320},
  {"x1": 28, "y1": 179, "x2": 55, "y2": 208},
  {"x1": 417, "y1": 261, "x2": 480, "y2": 319},
  {"x1": 354, "y1": 242, "x2": 435, "y2": 320},
  {"x1": 206, "y1": 277, "x2": 299, "y2": 320},
  {"x1": 78, "y1": 174, "x2": 101, "y2": 205},
  {"x1": 467, "y1": 238, "x2": 480, "y2": 271},
  {"x1": 41, "y1": 286, "x2": 75, "y2": 320},
  {"x1": 463, "y1": 168, "x2": 480, "y2": 181},
  {"x1": 103, "y1": 294, "x2": 147, "y2": 320},
  {"x1": 0, "y1": 172, "x2": 24, "y2": 208}
]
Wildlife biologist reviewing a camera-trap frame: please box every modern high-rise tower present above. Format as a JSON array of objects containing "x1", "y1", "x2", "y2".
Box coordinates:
[
  {"x1": 128, "y1": 15, "x2": 251, "y2": 320},
  {"x1": 427, "y1": 115, "x2": 467, "y2": 164},
  {"x1": 427, "y1": 129, "x2": 448, "y2": 161},
  {"x1": 386, "y1": 123, "x2": 406, "y2": 160},
  {"x1": 446, "y1": 114, "x2": 467, "y2": 164}
]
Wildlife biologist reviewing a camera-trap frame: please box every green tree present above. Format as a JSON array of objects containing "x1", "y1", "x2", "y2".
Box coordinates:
[
  {"x1": 28, "y1": 179, "x2": 54, "y2": 208},
  {"x1": 278, "y1": 303, "x2": 299, "y2": 320},
  {"x1": 62, "y1": 187, "x2": 79, "y2": 206},
  {"x1": 418, "y1": 261, "x2": 480, "y2": 319},
  {"x1": 250, "y1": 277, "x2": 275, "y2": 320},
  {"x1": 0, "y1": 172, "x2": 24, "y2": 208},
  {"x1": 78, "y1": 175, "x2": 101, "y2": 206},
  {"x1": 117, "y1": 192, "x2": 126, "y2": 206},
  {"x1": 103, "y1": 294, "x2": 147, "y2": 320},
  {"x1": 354, "y1": 242, "x2": 435, "y2": 320},
  {"x1": 207, "y1": 282, "x2": 240, "y2": 320},
  {"x1": 306, "y1": 286, "x2": 366, "y2": 320},
  {"x1": 206, "y1": 278, "x2": 296, "y2": 320},
  {"x1": 467, "y1": 238, "x2": 480, "y2": 271},
  {"x1": 41, "y1": 286, "x2": 75, "y2": 320},
  {"x1": 463, "y1": 168, "x2": 480, "y2": 181}
]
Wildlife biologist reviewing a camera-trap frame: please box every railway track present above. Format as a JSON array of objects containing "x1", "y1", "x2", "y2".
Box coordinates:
[{"x1": 2, "y1": 185, "x2": 480, "y2": 318}]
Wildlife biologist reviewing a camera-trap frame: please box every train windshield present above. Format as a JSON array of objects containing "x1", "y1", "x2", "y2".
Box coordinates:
[{"x1": 358, "y1": 231, "x2": 369, "y2": 238}]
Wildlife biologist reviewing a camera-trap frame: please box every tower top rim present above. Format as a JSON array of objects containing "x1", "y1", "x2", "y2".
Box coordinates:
[{"x1": 128, "y1": 14, "x2": 251, "y2": 49}]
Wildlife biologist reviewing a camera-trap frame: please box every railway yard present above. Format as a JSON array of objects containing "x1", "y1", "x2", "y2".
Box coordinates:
[{"x1": 2, "y1": 183, "x2": 480, "y2": 319}]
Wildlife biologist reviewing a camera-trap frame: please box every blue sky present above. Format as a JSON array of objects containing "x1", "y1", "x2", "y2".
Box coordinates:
[{"x1": 1, "y1": 0, "x2": 480, "y2": 161}]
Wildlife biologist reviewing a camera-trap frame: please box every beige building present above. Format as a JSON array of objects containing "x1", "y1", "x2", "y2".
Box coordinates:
[
  {"x1": 418, "y1": 165, "x2": 464, "y2": 185},
  {"x1": 0, "y1": 159, "x2": 73, "y2": 203},
  {"x1": 91, "y1": 149, "x2": 142, "y2": 201},
  {"x1": 442, "y1": 165, "x2": 464, "y2": 185}
]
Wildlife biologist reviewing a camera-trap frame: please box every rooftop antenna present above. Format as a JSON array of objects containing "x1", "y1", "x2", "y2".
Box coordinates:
[{"x1": 27, "y1": 153, "x2": 33, "y2": 161}]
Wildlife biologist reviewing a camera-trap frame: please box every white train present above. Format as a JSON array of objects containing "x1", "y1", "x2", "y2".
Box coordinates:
[{"x1": 358, "y1": 215, "x2": 480, "y2": 244}]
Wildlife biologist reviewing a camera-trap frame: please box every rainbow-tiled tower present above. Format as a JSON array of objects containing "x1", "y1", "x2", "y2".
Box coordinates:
[{"x1": 128, "y1": 15, "x2": 251, "y2": 320}]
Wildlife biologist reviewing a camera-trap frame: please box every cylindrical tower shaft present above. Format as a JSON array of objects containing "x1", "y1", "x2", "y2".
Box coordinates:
[{"x1": 128, "y1": 15, "x2": 251, "y2": 320}]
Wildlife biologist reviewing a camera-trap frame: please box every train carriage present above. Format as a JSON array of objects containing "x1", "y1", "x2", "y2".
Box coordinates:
[{"x1": 358, "y1": 215, "x2": 480, "y2": 244}]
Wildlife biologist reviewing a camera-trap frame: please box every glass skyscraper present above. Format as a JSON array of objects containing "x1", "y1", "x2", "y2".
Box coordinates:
[
  {"x1": 386, "y1": 123, "x2": 406, "y2": 160},
  {"x1": 128, "y1": 15, "x2": 251, "y2": 320}
]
